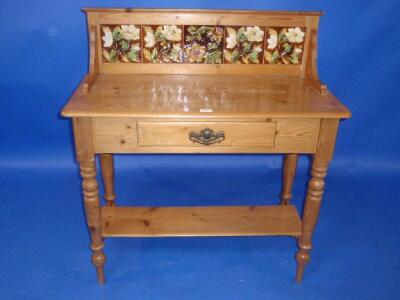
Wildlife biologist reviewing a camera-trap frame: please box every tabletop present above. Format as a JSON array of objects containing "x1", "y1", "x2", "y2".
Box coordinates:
[{"x1": 61, "y1": 74, "x2": 350, "y2": 119}]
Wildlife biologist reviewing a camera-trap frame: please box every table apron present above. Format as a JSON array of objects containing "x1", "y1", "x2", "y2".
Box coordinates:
[{"x1": 90, "y1": 117, "x2": 321, "y2": 154}]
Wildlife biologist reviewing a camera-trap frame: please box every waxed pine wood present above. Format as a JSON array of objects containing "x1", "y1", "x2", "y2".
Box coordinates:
[
  {"x1": 102, "y1": 205, "x2": 302, "y2": 237},
  {"x1": 99, "y1": 154, "x2": 116, "y2": 206},
  {"x1": 73, "y1": 118, "x2": 106, "y2": 284},
  {"x1": 295, "y1": 119, "x2": 339, "y2": 282},
  {"x1": 62, "y1": 74, "x2": 350, "y2": 119},
  {"x1": 280, "y1": 154, "x2": 299, "y2": 205},
  {"x1": 137, "y1": 121, "x2": 277, "y2": 147},
  {"x1": 62, "y1": 8, "x2": 351, "y2": 284},
  {"x1": 91, "y1": 117, "x2": 321, "y2": 154}
]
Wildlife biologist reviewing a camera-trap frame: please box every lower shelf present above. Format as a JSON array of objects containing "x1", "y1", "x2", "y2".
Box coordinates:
[{"x1": 102, "y1": 205, "x2": 301, "y2": 237}]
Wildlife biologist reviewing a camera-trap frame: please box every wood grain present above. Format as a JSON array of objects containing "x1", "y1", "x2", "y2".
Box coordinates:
[
  {"x1": 79, "y1": 160, "x2": 106, "y2": 284},
  {"x1": 63, "y1": 8, "x2": 352, "y2": 284},
  {"x1": 92, "y1": 118, "x2": 320, "y2": 153},
  {"x1": 95, "y1": 11, "x2": 313, "y2": 26},
  {"x1": 73, "y1": 117, "x2": 106, "y2": 284},
  {"x1": 102, "y1": 63, "x2": 303, "y2": 76},
  {"x1": 304, "y1": 29, "x2": 328, "y2": 95},
  {"x1": 72, "y1": 118, "x2": 94, "y2": 161},
  {"x1": 137, "y1": 121, "x2": 276, "y2": 147},
  {"x1": 99, "y1": 154, "x2": 116, "y2": 207},
  {"x1": 280, "y1": 154, "x2": 298, "y2": 205},
  {"x1": 102, "y1": 205, "x2": 302, "y2": 237},
  {"x1": 80, "y1": 9, "x2": 326, "y2": 78},
  {"x1": 83, "y1": 8, "x2": 323, "y2": 15},
  {"x1": 295, "y1": 119, "x2": 338, "y2": 282},
  {"x1": 61, "y1": 74, "x2": 350, "y2": 119},
  {"x1": 82, "y1": 25, "x2": 99, "y2": 93}
]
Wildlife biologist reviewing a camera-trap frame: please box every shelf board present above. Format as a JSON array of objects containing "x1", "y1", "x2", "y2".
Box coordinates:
[{"x1": 102, "y1": 205, "x2": 301, "y2": 237}]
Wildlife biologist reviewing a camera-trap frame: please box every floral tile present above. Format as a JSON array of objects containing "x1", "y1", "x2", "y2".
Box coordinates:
[
  {"x1": 100, "y1": 24, "x2": 306, "y2": 65},
  {"x1": 223, "y1": 26, "x2": 265, "y2": 64},
  {"x1": 264, "y1": 27, "x2": 305, "y2": 64},
  {"x1": 101, "y1": 25, "x2": 141, "y2": 63},
  {"x1": 183, "y1": 26, "x2": 224, "y2": 64},
  {"x1": 142, "y1": 25, "x2": 183, "y2": 63}
]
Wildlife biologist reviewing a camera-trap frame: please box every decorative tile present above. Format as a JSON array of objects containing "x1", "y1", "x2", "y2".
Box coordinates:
[
  {"x1": 100, "y1": 24, "x2": 306, "y2": 65},
  {"x1": 142, "y1": 25, "x2": 183, "y2": 63},
  {"x1": 264, "y1": 27, "x2": 305, "y2": 64},
  {"x1": 223, "y1": 26, "x2": 265, "y2": 64},
  {"x1": 101, "y1": 25, "x2": 141, "y2": 63},
  {"x1": 183, "y1": 26, "x2": 224, "y2": 64}
]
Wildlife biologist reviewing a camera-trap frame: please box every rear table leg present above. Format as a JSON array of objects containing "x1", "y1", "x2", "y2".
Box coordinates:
[
  {"x1": 280, "y1": 154, "x2": 298, "y2": 205},
  {"x1": 100, "y1": 154, "x2": 116, "y2": 207}
]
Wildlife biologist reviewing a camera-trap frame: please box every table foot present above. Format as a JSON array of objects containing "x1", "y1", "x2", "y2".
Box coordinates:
[
  {"x1": 295, "y1": 248, "x2": 310, "y2": 282},
  {"x1": 92, "y1": 250, "x2": 106, "y2": 284}
]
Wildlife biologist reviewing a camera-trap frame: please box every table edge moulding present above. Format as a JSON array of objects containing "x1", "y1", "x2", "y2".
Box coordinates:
[{"x1": 61, "y1": 8, "x2": 351, "y2": 284}]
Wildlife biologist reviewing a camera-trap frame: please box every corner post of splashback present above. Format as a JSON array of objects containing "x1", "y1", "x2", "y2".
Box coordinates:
[
  {"x1": 302, "y1": 14, "x2": 328, "y2": 95},
  {"x1": 82, "y1": 9, "x2": 100, "y2": 93}
]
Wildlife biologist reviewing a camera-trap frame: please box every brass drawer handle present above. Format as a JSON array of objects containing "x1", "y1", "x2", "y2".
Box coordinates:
[{"x1": 189, "y1": 128, "x2": 225, "y2": 145}]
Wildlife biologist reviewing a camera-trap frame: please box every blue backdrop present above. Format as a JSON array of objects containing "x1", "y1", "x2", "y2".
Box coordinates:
[{"x1": 0, "y1": 1, "x2": 399, "y2": 299}]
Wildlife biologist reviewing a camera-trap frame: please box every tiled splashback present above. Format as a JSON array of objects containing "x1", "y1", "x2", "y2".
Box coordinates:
[{"x1": 101, "y1": 25, "x2": 306, "y2": 64}]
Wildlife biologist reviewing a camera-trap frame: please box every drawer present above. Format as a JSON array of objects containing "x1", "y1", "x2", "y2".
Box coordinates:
[
  {"x1": 137, "y1": 121, "x2": 277, "y2": 147},
  {"x1": 92, "y1": 118, "x2": 320, "y2": 154}
]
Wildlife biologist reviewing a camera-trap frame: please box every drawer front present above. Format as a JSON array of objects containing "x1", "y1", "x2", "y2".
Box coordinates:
[
  {"x1": 137, "y1": 122, "x2": 276, "y2": 147},
  {"x1": 92, "y1": 118, "x2": 320, "y2": 153}
]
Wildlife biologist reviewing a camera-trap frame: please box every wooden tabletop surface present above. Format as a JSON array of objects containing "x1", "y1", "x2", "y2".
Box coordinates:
[{"x1": 61, "y1": 74, "x2": 350, "y2": 119}]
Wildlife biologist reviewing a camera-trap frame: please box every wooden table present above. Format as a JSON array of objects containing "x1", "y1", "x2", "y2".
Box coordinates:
[{"x1": 61, "y1": 8, "x2": 351, "y2": 284}]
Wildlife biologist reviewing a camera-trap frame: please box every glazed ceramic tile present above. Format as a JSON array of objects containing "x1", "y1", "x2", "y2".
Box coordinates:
[
  {"x1": 142, "y1": 25, "x2": 183, "y2": 63},
  {"x1": 183, "y1": 26, "x2": 224, "y2": 64},
  {"x1": 223, "y1": 26, "x2": 265, "y2": 64},
  {"x1": 101, "y1": 25, "x2": 141, "y2": 63},
  {"x1": 100, "y1": 24, "x2": 305, "y2": 65},
  {"x1": 264, "y1": 27, "x2": 305, "y2": 64}
]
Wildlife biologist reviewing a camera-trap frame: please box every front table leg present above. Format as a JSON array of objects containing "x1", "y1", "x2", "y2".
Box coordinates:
[
  {"x1": 295, "y1": 119, "x2": 338, "y2": 282},
  {"x1": 79, "y1": 160, "x2": 106, "y2": 284},
  {"x1": 295, "y1": 157, "x2": 328, "y2": 282}
]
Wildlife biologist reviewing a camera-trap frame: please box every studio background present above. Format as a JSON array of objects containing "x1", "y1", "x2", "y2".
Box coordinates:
[{"x1": 0, "y1": 0, "x2": 399, "y2": 299}]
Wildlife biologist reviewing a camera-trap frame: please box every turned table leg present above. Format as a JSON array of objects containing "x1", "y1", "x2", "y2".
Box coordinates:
[
  {"x1": 73, "y1": 118, "x2": 107, "y2": 283},
  {"x1": 295, "y1": 158, "x2": 328, "y2": 282},
  {"x1": 295, "y1": 119, "x2": 339, "y2": 282},
  {"x1": 280, "y1": 154, "x2": 298, "y2": 205},
  {"x1": 100, "y1": 154, "x2": 116, "y2": 207},
  {"x1": 79, "y1": 160, "x2": 106, "y2": 284}
]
